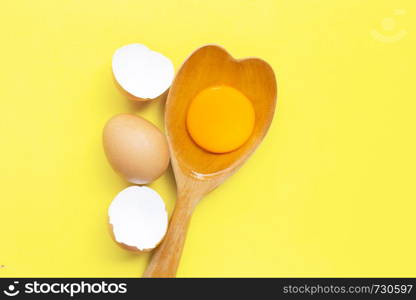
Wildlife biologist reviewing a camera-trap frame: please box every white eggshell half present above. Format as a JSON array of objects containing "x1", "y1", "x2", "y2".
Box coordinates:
[
  {"x1": 108, "y1": 186, "x2": 168, "y2": 251},
  {"x1": 112, "y1": 44, "x2": 174, "y2": 100}
]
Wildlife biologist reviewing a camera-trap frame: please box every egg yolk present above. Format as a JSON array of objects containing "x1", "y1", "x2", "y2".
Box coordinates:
[{"x1": 186, "y1": 85, "x2": 255, "y2": 153}]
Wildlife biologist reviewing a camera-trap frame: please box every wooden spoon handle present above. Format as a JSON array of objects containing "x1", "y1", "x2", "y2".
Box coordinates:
[{"x1": 143, "y1": 194, "x2": 196, "y2": 278}]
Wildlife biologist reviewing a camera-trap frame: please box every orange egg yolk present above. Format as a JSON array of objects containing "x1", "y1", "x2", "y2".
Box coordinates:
[{"x1": 186, "y1": 85, "x2": 255, "y2": 153}]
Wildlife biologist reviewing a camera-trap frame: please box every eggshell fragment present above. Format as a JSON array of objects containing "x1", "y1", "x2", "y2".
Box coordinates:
[
  {"x1": 112, "y1": 44, "x2": 174, "y2": 101},
  {"x1": 103, "y1": 114, "x2": 170, "y2": 185},
  {"x1": 109, "y1": 186, "x2": 168, "y2": 252}
]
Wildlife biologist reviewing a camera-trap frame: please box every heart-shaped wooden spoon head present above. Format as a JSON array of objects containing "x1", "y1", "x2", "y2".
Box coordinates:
[
  {"x1": 168, "y1": 45, "x2": 277, "y2": 193},
  {"x1": 144, "y1": 45, "x2": 277, "y2": 277}
]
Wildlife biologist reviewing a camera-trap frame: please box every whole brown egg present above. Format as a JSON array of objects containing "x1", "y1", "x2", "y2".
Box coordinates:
[{"x1": 103, "y1": 114, "x2": 170, "y2": 184}]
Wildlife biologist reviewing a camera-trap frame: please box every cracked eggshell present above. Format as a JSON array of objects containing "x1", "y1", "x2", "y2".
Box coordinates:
[
  {"x1": 112, "y1": 44, "x2": 174, "y2": 101},
  {"x1": 108, "y1": 186, "x2": 168, "y2": 252},
  {"x1": 103, "y1": 114, "x2": 170, "y2": 185}
]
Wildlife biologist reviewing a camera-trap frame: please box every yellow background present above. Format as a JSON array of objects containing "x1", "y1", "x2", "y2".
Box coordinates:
[{"x1": 0, "y1": 0, "x2": 415, "y2": 277}]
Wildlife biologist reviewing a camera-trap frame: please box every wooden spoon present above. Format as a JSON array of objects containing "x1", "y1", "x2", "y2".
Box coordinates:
[{"x1": 144, "y1": 45, "x2": 277, "y2": 277}]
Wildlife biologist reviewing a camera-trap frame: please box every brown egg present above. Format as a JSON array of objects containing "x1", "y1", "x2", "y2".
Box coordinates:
[{"x1": 103, "y1": 114, "x2": 170, "y2": 184}]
